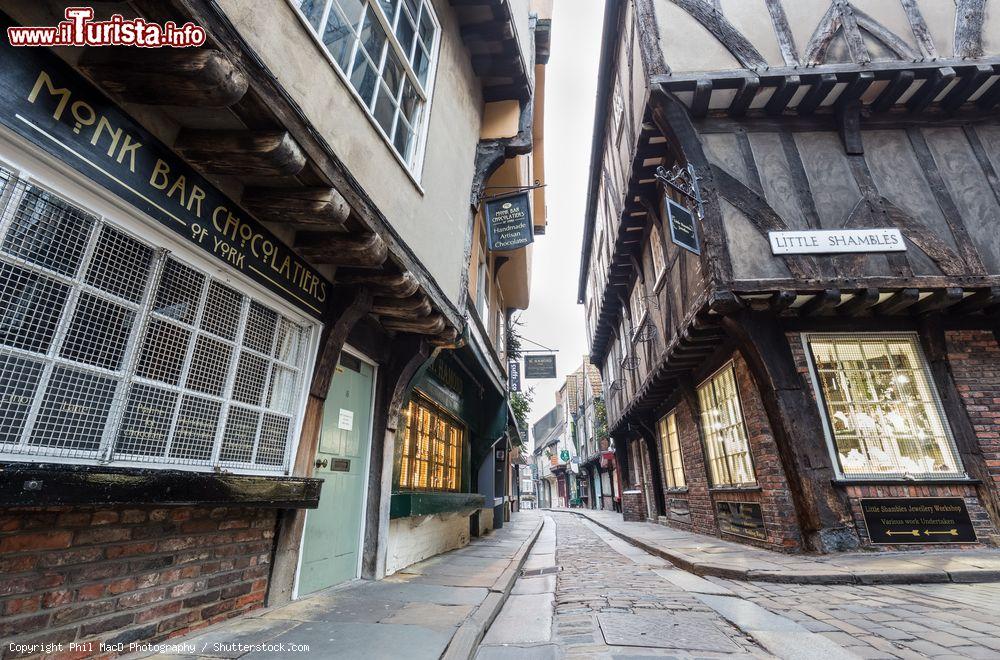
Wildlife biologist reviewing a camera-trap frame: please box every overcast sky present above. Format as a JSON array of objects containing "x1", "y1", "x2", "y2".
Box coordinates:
[{"x1": 519, "y1": 0, "x2": 605, "y2": 437}]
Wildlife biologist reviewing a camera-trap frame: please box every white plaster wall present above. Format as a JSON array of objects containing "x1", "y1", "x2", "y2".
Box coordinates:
[
  {"x1": 217, "y1": 0, "x2": 483, "y2": 306},
  {"x1": 385, "y1": 512, "x2": 472, "y2": 575}
]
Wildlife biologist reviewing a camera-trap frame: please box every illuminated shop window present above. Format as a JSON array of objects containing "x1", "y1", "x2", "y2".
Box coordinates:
[
  {"x1": 0, "y1": 165, "x2": 314, "y2": 473},
  {"x1": 697, "y1": 363, "x2": 756, "y2": 487},
  {"x1": 657, "y1": 411, "x2": 685, "y2": 489},
  {"x1": 398, "y1": 393, "x2": 464, "y2": 492},
  {"x1": 805, "y1": 333, "x2": 963, "y2": 479},
  {"x1": 294, "y1": 0, "x2": 439, "y2": 172}
]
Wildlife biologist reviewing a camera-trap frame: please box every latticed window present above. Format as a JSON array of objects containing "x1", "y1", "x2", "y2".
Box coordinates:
[
  {"x1": 397, "y1": 393, "x2": 463, "y2": 492},
  {"x1": 657, "y1": 411, "x2": 685, "y2": 489},
  {"x1": 294, "y1": 0, "x2": 439, "y2": 171},
  {"x1": 0, "y1": 165, "x2": 314, "y2": 473},
  {"x1": 805, "y1": 333, "x2": 963, "y2": 479},
  {"x1": 697, "y1": 364, "x2": 756, "y2": 487}
]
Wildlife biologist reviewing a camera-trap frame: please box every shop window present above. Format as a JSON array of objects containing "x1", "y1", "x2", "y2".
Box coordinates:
[
  {"x1": 293, "y1": 0, "x2": 439, "y2": 173},
  {"x1": 397, "y1": 393, "x2": 464, "y2": 492},
  {"x1": 697, "y1": 363, "x2": 756, "y2": 487},
  {"x1": 0, "y1": 167, "x2": 314, "y2": 473},
  {"x1": 804, "y1": 333, "x2": 963, "y2": 479},
  {"x1": 657, "y1": 411, "x2": 685, "y2": 489}
]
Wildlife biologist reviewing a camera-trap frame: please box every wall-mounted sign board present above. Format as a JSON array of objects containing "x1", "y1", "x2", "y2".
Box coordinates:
[
  {"x1": 666, "y1": 198, "x2": 700, "y2": 255},
  {"x1": 769, "y1": 229, "x2": 906, "y2": 255},
  {"x1": 860, "y1": 497, "x2": 976, "y2": 544},
  {"x1": 485, "y1": 192, "x2": 533, "y2": 252},
  {"x1": 508, "y1": 360, "x2": 521, "y2": 393},
  {"x1": 716, "y1": 501, "x2": 767, "y2": 541},
  {"x1": 524, "y1": 354, "x2": 557, "y2": 379}
]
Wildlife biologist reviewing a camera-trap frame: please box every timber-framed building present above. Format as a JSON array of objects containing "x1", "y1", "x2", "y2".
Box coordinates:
[{"x1": 580, "y1": 0, "x2": 1000, "y2": 553}]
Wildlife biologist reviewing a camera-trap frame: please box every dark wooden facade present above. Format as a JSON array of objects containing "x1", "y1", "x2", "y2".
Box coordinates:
[{"x1": 580, "y1": 0, "x2": 1000, "y2": 553}]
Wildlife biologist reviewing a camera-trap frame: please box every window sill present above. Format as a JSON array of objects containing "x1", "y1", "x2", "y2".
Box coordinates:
[
  {"x1": 709, "y1": 485, "x2": 761, "y2": 494},
  {"x1": 832, "y1": 477, "x2": 980, "y2": 487},
  {"x1": 0, "y1": 462, "x2": 322, "y2": 508},
  {"x1": 390, "y1": 491, "x2": 486, "y2": 519},
  {"x1": 665, "y1": 487, "x2": 689, "y2": 494}
]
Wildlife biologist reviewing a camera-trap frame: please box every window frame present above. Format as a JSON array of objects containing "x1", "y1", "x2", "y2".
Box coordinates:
[
  {"x1": 697, "y1": 361, "x2": 757, "y2": 488},
  {"x1": 649, "y1": 222, "x2": 667, "y2": 291},
  {"x1": 288, "y1": 0, "x2": 442, "y2": 182},
  {"x1": 801, "y1": 331, "x2": 966, "y2": 481},
  {"x1": 657, "y1": 410, "x2": 686, "y2": 490},
  {"x1": 0, "y1": 142, "x2": 319, "y2": 477},
  {"x1": 396, "y1": 391, "x2": 465, "y2": 493}
]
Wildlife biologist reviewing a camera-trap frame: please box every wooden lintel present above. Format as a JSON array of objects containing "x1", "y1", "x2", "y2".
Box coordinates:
[
  {"x1": 837, "y1": 287, "x2": 880, "y2": 316},
  {"x1": 799, "y1": 289, "x2": 842, "y2": 317},
  {"x1": 872, "y1": 288, "x2": 920, "y2": 315},
  {"x1": 951, "y1": 287, "x2": 1000, "y2": 314},
  {"x1": 295, "y1": 232, "x2": 388, "y2": 268},
  {"x1": 242, "y1": 187, "x2": 350, "y2": 228},
  {"x1": 382, "y1": 314, "x2": 447, "y2": 335},
  {"x1": 78, "y1": 48, "x2": 248, "y2": 107},
  {"x1": 335, "y1": 272, "x2": 419, "y2": 298},
  {"x1": 371, "y1": 295, "x2": 432, "y2": 319},
  {"x1": 174, "y1": 130, "x2": 306, "y2": 177},
  {"x1": 913, "y1": 287, "x2": 963, "y2": 315}
]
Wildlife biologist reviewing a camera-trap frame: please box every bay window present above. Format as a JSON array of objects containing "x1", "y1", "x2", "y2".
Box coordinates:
[
  {"x1": 697, "y1": 363, "x2": 756, "y2": 487},
  {"x1": 657, "y1": 411, "x2": 685, "y2": 489},
  {"x1": 804, "y1": 333, "x2": 963, "y2": 479},
  {"x1": 397, "y1": 393, "x2": 464, "y2": 492},
  {"x1": 0, "y1": 165, "x2": 314, "y2": 474},
  {"x1": 293, "y1": 0, "x2": 439, "y2": 172}
]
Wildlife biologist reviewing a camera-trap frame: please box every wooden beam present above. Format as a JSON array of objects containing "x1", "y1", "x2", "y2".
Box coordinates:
[
  {"x1": 295, "y1": 232, "x2": 388, "y2": 268},
  {"x1": 242, "y1": 187, "x2": 350, "y2": 228},
  {"x1": 836, "y1": 98, "x2": 863, "y2": 155},
  {"x1": 174, "y1": 130, "x2": 306, "y2": 177},
  {"x1": 668, "y1": 0, "x2": 768, "y2": 69},
  {"x1": 335, "y1": 272, "x2": 419, "y2": 298},
  {"x1": 906, "y1": 67, "x2": 956, "y2": 114},
  {"x1": 913, "y1": 287, "x2": 963, "y2": 315},
  {"x1": 371, "y1": 295, "x2": 432, "y2": 319},
  {"x1": 729, "y1": 76, "x2": 760, "y2": 117},
  {"x1": 853, "y1": 8, "x2": 918, "y2": 61},
  {"x1": 78, "y1": 48, "x2": 248, "y2": 107},
  {"x1": 872, "y1": 288, "x2": 919, "y2": 315},
  {"x1": 837, "y1": 287, "x2": 880, "y2": 316},
  {"x1": 764, "y1": 0, "x2": 799, "y2": 66},
  {"x1": 796, "y1": 73, "x2": 837, "y2": 115},
  {"x1": 690, "y1": 79, "x2": 713, "y2": 119},
  {"x1": 975, "y1": 76, "x2": 1000, "y2": 110},
  {"x1": 765, "y1": 75, "x2": 801, "y2": 115},
  {"x1": 954, "y1": 0, "x2": 986, "y2": 59},
  {"x1": 381, "y1": 314, "x2": 447, "y2": 335},
  {"x1": 836, "y1": 71, "x2": 874, "y2": 110},
  {"x1": 899, "y1": 0, "x2": 937, "y2": 59},
  {"x1": 951, "y1": 287, "x2": 1000, "y2": 314},
  {"x1": 871, "y1": 69, "x2": 915, "y2": 112},
  {"x1": 799, "y1": 288, "x2": 841, "y2": 316},
  {"x1": 941, "y1": 65, "x2": 994, "y2": 112}
]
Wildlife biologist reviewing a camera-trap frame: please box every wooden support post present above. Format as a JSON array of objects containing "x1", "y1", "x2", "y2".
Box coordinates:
[{"x1": 720, "y1": 311, "x2": 860, "y2": 553}]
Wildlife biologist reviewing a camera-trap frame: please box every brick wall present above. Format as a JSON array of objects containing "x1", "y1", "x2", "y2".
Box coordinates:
[
  {"x1": 662, "y1": 396, "x2": 717, "y2": 538},
  {"x1": 621, "y1": 490, "x2": 646, "y2": 522},
  {"x1": 0, "y1": 505, "x2": 275, "y2": 658},
  {"x1": 946, "y1": 330, "x2": 1000, "y2": 497}
]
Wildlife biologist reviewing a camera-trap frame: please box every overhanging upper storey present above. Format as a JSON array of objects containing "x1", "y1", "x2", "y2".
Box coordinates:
[{"x1": 452, "y1": 0, "x2": 535, "y2": 102}]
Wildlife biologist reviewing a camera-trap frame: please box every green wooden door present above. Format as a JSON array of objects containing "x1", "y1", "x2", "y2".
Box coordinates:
[{"x1": 298, "y1": 353, "x2": 375, "y2": 596}]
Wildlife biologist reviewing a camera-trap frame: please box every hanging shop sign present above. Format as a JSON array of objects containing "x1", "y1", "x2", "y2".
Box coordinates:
[
  {"x1": 769, "y1": 229, "x2": 906, "y2": 255},
  {"x1": 716, "y1": 501, "x2": 767, "y2": 541},
  {"x1": 666, "y1": 198, "x2": 700, "y2": 255},
  {"x1": 485, "y1": 192, "x2": 533, "y2": 251},
  {"x1": 860, "y1": 497, "x2": 976, "y2": 545},
  {"x1": 524, "y1": 354, "x2": 557, "y2": 379},
  {"x1": 508, "y1": 360, "x2": 521, "y2": 393},
  {"x1": 559, "y1": 449, "x2": 570, "y2": 462},
  {"x1": 0, "y1": 21, "x2": 331, "y2": 319}
]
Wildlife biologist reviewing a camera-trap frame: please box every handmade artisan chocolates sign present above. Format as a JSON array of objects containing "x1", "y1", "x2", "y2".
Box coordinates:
[
  {"x1": 0, "y1": 14, "x2": 331, "y2": 318},
  {"x1": 716, "y1": 501, "x2": 766, "y2": 541},
  {"x1": 860, "y1": 497, "x2": 976, "y2": 544},
  {"x1": 485, "y1": 192, "x2": 533, "y2": 251}
]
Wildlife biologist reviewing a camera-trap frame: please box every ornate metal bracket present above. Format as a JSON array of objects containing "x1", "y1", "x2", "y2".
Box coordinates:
[
  {"x1": 609, "y1": 379, "x2": 623, "y2": 393},
  {"x1": 621, "y1": 355, "x2": 640, "y2": 372},
  {"x1": 633, "y1": 319, "x2": 657, "y2": 344},
  {"x1": 654, "y1": 163, "x2": 704, "y2": 219}
]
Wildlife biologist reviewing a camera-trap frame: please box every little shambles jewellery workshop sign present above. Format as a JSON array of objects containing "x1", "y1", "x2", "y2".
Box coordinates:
[
  {"x1": 0, "y1": 17, "x2": 331, "y2": 319},
  {"x1": 860, "y1": 497, "x2": 976, "y2": 544},
  {"x1": 485, "y1": 192, "x2": 534, "y2": 251},
  {"x1": 716, "y1": 501, "x2": 767, "y2": 541},
  {"x1": 769, "y1": 229, "x2": 906, "y2": 255}
]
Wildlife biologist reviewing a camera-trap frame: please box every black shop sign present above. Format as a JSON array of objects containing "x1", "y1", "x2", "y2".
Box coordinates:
[
  {"x1": 666, "y1": 198, "x2": 700, "y2": 255},
  {"x1": 0, "y1": 15, "x2": 331, "y2": 319},
  {"x1": 860, "y1": 497, "x2": 977, "y2": 545},
  {"x1": 524, "y1": 354, "x2": 557, "y2": 379},
  {"x1": 508, "y1": 360, "x2": 521, "y2": 393},
  {"x1": 485, "y1": 192, "x2": 533, "y2": 251},
  {"x1": 716, "y1": 501, "x2": 766, "y2": 541}
]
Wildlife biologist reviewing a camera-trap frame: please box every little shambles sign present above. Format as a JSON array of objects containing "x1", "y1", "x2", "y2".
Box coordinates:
[
  {"x1": 860, "y1": 497, "x2": 976, "y2": 544},
  {"x1": 769, "y1": 229, "x2": 906, "y2": 255},
  {"x1": 485, "y1": 192, "x2": 533, "y2": 251},
  {"x1": 0, "y1": 18, "x2": 331, "y2": 319}
]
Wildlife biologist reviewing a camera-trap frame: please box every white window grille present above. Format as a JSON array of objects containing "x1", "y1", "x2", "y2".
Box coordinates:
[
  {"x1": 293, "y1": 0, "x2": 439, "y2": 172},
  {"x1": 0, "y1": 165, "x2": 315, "y2": 474}
]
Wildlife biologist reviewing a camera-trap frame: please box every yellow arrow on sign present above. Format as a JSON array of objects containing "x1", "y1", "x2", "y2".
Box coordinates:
[
  {"x1": 924, "y1": 529, "x2": 959, "y2": 536},
  {"x1": 885, "y1": 530, "x2": 921, "y2": 537}
]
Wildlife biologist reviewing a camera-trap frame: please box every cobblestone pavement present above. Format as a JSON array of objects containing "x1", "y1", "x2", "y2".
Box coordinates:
[{"x1": 478, "y1": 512, "x2": 1000, "y2": 660}]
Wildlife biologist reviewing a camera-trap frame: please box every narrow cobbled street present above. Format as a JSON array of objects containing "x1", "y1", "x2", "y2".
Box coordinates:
[{"x1": 476, "y1": 513, "x2": 1000, "y2": 660}]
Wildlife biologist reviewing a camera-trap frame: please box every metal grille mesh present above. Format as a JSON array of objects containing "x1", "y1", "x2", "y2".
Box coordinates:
[{"x1": 0, "y1": 165, "x2": 313, "y2": 473}]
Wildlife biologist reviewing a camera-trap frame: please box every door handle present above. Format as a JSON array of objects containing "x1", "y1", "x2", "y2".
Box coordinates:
[{"x1": 315, "y1": 458, "x2": 328, "y2": 469}]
